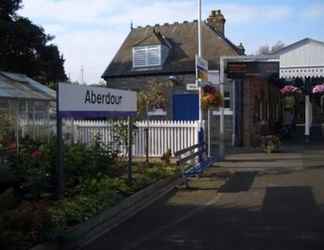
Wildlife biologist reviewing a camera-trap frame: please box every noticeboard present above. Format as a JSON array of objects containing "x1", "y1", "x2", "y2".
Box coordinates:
[{"x1": 226, "y1": 61, "x2": 279, "y2": 79}]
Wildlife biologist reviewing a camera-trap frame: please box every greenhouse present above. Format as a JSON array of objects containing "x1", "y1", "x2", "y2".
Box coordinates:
[{"x1": 0, "y1": 71, "x2": 56, "y2": 150}]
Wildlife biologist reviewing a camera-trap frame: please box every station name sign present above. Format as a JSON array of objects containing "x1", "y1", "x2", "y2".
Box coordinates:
[
  {"x1": 196, "y1": 55, "x2": 209, "y2": 85},
  {"x1": 58, "y1": 83, "x2": 137, "y2": 118},
  {"x1": 226, "y1": 61, "x2": 279, "y2": 79}
]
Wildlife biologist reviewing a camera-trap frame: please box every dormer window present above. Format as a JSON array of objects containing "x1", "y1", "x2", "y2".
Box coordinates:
[{"x1": 133, "y1": 45, "x2": 162, "y2": 68}]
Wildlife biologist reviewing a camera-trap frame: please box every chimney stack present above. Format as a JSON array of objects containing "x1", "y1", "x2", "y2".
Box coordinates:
[
  {"x1": 207, "y1": 10, "x2": 226, "y2": 36},
  {"x1": 238, "y1": 42, "x2": 245, "y2": 55}
]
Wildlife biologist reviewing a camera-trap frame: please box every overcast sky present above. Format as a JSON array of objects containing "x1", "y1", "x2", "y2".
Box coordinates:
[{"x1": 19, "y1": 0, "x2": 324, "y2": 84}]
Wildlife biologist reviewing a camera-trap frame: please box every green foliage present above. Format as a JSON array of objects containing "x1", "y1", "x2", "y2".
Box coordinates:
[
  {"x1": 2, "y1": 135, "x2": 178, "y2": 249},
  {"x1": 12, "y1": 136, "x2": 117, "y2": 200},
  {"x1": 161, "y1": 149, "x2": 172, "y2": 165},
  {"x1": 49, "y1": 195, "x2": 103, "y2": 227},
  {"x1": 0, "y1": 1, "x2": 67, "y2": 85},
  {"x1": 137, "y1": 81, "x2": 170, "y2": 118},
  {"x1": 0, "y1": 0, "x2": 22, "y2": 20},
  {"x1": 261, "y1": 135, "x2": 281, "y2": 154},
  {"x1": 0, "y1": 112, "x2": 14, "y2": 146},
  {"x1": 49, "y1": 176, "x2": 130, "y2": 228},
  {"x1": 0, "y1": 201, "x2": 52, "y2": 250},
  {"x1": 112, "y1": 121, "x2": 129, "y2": 149}
]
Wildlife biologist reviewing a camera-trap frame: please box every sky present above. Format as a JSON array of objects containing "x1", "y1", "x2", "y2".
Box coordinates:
[{"x1": 19, "y1": 0, "x2": 324, "y2": 84}]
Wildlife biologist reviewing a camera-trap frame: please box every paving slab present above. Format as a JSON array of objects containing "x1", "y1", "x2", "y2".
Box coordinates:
[{"x1": 81, "y1": 149, "x2": 324, "y2": 250}]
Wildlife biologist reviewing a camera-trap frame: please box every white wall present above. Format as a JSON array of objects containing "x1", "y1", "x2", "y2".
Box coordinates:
[{"x1": 280, "y1": 41, "x2": 324, "y2": 68}]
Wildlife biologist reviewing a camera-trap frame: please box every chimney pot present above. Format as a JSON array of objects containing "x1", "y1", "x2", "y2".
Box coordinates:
[
  {"x1": 207, "y1": 9, "x2": 226, "y2": 36},
  {"x1": 238, "y1": 42, "x2": 245, "y2": 55}
]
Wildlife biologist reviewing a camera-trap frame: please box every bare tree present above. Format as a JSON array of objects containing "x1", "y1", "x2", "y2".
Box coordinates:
[
  {"x1": 257, "y1": 45, "x2": 271, "y2": 55},
  {"x1": 271, "y1": 41, "x2": 285, "y2": 53},
  {"x1": 257, "y1": 41, "x2": 285, "y2": 55}
]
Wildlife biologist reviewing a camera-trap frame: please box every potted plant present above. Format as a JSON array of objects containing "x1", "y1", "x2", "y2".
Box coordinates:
[{"x1": 261, "y1": 135, "x2": 281, "y2": 154}]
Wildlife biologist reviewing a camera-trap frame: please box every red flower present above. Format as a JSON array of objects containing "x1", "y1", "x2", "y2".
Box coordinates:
[{"x1": 32, "y1": 149, "x2": 42, "y2": 159}]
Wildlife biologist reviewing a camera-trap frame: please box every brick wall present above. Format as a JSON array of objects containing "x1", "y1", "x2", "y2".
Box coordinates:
[{"x1": 241, "y1": 77, "x2": 281, "y2": 147}]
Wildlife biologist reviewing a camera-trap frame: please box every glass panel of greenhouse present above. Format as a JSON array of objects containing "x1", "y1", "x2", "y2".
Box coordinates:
[{"x1": 0, "y1": 72, "x2": 56, "y2": 149}]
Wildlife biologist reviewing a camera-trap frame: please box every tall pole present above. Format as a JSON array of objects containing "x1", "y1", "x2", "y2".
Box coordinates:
[
  {"x1": 219, "y1": 57, "x2": 225, "y2": 160},
  {"x1": 198, "y1": 0, "x2": 203, "y2": 124},
  {"x1": 305, "y1": 95, "x2": 310, "y2": 143},
  {"x1": 128, "y1": 116, "x2": 133, "y2": 183},
  {"x1": 56, "y1": 84, "x2": 64, "y2": 200},
  {"x1": 198, "y1": 0, "x2": 202, "y2": 57}
]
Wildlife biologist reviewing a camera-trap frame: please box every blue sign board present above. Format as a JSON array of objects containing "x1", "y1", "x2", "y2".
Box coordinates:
[{"x1": 173, "y1": 94, "x2": 199, "y2": 121}]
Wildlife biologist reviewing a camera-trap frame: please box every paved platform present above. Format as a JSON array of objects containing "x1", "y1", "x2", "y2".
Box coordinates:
[{"x1": 81, "y1": 147, "x2": 324, "y2": 250}]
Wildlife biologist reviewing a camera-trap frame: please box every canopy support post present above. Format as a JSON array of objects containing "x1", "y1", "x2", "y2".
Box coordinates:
[{"x1": 305, "y1": 95, "x2": 310, "y2": 143}]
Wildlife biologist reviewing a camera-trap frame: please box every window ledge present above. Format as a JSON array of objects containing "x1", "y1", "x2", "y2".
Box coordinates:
[{"x1": 132, "y1": 66, "x2": 163, "y2": 72}]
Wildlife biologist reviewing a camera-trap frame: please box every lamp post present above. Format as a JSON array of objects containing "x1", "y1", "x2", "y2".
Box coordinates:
[
  {"x1": 219, "y1": 58, "x2": 225, "y2": 160},
  {"x1": 196, "y1": 0, "x2": 204, "y2": 154},
  {"x1": 197, "y1": 0, "x2": 203, "y2": 124}
]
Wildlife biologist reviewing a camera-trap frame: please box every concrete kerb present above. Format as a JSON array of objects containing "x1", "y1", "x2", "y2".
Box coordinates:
[{"x1": 31, "y1": 174, "x2": 183, "y2": 250}]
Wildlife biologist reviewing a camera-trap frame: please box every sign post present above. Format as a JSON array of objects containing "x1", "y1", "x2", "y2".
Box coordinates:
[
  {"x1": 196, "y1": 55, "x2": 208, "y2": 157},
  {"x1": 56, "y1": 84, "x2": 64, "y2": 200},
  {"x1": 196, "y1": 55, "x2": 209, "y2": 86},
  {"x1": 128, "y1": 116, "x2": 133, "y2": 183},
  {"x1": 56, "y1": 83, "x2": 137, "y2": 199}
]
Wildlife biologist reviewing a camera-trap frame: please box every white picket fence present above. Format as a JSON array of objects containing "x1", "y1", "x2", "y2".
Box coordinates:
[
  {"x1": 19, "y1": 119, "x2": 56, "y2": 140},
  {"x1": 73, "y1": 120, "x2": 200, "y2": 157}
]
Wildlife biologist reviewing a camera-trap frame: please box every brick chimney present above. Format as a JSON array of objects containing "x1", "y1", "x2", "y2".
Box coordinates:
[{"x1": 207, "y1": 10, "x2": 226, "y2": 36}]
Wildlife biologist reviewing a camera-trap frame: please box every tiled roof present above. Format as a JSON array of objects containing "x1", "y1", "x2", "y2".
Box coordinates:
[{"x1": 102, "y1": 21, "x2": 242, "y2": 79}]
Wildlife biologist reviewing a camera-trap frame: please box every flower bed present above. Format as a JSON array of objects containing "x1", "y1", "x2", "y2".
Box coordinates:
[{"x1": 0, "y1": 137, "x2": 178, "y2": 250}]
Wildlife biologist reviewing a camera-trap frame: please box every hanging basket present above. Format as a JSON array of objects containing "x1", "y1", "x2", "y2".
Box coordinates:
[
  {"x1": 201, "y1": 85, "x2": 223, "y2": 110},
  {"x1": 280, "y1": 85, "x2": 302, "y2": 96},
  {"x1": 312, "y1": 84, "x2": 324, "y2": 95}
]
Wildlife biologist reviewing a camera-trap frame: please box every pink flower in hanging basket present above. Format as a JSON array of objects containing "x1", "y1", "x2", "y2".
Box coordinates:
[
  {"x1": 312, "y1": 84, "x2": 324, "y2": 94},
  {"x1": 280, "y1": 85, "x2": 302, "y2": 95}
]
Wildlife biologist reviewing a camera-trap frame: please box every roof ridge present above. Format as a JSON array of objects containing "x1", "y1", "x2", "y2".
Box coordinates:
[
  {"x1": 134, "y1": 20, "x2": 198, "y2": 30},
  {"x1": 203, "y1": 22, "x2": 242, "y2": 55},
  {"x1": 272, "y1": 37, "x2": 324, "y2": 55}
]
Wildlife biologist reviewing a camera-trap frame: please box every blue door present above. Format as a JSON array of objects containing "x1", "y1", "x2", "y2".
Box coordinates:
[{"x1": 173, "y1": 94, "x2": 199, "y2": 121}]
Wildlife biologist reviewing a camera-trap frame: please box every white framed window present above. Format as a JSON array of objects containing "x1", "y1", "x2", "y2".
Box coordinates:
[
  {"x1": 133, "y1": 45, "x2": 161, "y2": 68},
  {"x1": 223, "y1": 90, "x2": 231, "y2": 109}
]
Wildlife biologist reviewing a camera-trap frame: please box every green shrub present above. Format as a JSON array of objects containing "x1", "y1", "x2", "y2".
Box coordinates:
[{"x1": 0, "y1": 201, "x2": 52, "y2": 250}]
